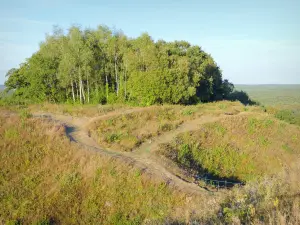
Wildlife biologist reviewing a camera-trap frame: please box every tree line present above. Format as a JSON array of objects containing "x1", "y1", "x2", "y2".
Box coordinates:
[{"x1": 4, "y1": 25, "x2": 237, "y2": 105}]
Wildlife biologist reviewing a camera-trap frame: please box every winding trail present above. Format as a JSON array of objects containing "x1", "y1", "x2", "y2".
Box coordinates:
[{"x1": 33, "y1": 108, "x2": 241, "y2": 196}]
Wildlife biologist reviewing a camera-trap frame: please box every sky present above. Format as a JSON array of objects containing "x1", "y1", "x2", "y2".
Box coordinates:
[{"x1": 0, "y1": 0, "x2": 300, "y2": 85}]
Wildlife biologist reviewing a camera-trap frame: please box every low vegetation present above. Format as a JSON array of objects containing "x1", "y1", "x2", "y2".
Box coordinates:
[
  {"x1": 157, "y1": 113, "x2": 300, "y2": 182},
  {"x1": 0, "y1": 112, "x2": 190, "y2": 224},
  {"x1": 27, "y1": 102, "x2": 131, "y2": 117},
  {"x1": 2, "y1": 107, "x2": 300, "y2": 224},
  {"x1": 89, "y1": 101, "x2": 250, "y2": 151},
  {"x1": 214, "y1": 172, "x2": 300, "y2": 224},
  {"x1": 274, "y1": 109, "x2": 300, "y2": 126},
  {"x1": 89, "y1": 106, "x2": 182, "y2": 151}
]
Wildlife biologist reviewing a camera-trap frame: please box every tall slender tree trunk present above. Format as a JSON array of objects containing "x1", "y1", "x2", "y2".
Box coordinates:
[
  {"x1": 75, "y1": 80, "x2": 79, "y2": 100},
  {"x1": 105, "y1": 73, "x2": 109, "y2": 103},
  {"x1": 81, "y1": 78, "x2": 86, "y2": 102},
  {"x1": 79, "y1": 77, "x2": 82, "y2": 104},
  {"x1": 124, "y1": 63, "x2": 127, "y2": 99},
  {"x1": 114, "y1": 54, "x2": 118, "y2": 96},
  {"x1": 86, "y1": 71, "x2": 90, "y2": 103},
  {"x1": 71, "y1": 80, "x2": 75, "y2": 103},
  {"x1": 78, "y1": 67, "x2": 85, "y2": 104}
]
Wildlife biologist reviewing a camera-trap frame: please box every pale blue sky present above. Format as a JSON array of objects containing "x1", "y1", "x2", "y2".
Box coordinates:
[{"x1": 0, "y1": 0, "x2": 300, "y2": 84}]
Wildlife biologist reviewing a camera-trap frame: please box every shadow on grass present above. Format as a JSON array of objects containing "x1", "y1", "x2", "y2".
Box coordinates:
[
  {"x1": 65, "y1": 125, "x2": 77, "y2": 142},
  {"x1": 194, "y1": 172, "x2": 245, "y2": 189}
]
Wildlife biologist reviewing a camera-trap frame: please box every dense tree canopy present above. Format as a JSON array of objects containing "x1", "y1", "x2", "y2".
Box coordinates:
[{"x1": 5, "y1": 25, "x2": 235, "y2": 105}]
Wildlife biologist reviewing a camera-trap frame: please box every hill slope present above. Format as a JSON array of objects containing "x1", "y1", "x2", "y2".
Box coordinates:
[
  {"x1": 1, "y1": 102, "x2": 300, "y2": 224},
  {"x1": 0, "y1": 110, "x2": 219, "y2": 224}
]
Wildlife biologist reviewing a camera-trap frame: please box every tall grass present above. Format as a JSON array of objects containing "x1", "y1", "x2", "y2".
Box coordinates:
[
  {"x1": 158, "y1": 114, "x2": 300, "y2": 182},
  {"x1": 0, "y1": 113, "x2": 187, "y2": 224},
  {"x1": 90, "y1": 101, "x2": 247, "y2": 152},
  {"x1": 2, "y1": 103, "x2": 300, "y2": 224}
]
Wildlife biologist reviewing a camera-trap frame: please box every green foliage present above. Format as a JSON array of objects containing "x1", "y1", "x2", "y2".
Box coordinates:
[
  {"x1": 181, "y1": 108, "x2": 196, "y2": 116},
  {"x1": 162, "y1": 137, "x2": 254, "y2": 181},
  {"x1": 4, "y1": 127, "x2": 19, "y2": 140},
  {"x1": 178, "y1": 144, "x2": 193, "y2": 167},
  {"x1": 19, "y1": 109, "x2": 32, "y2": 119},
  {"x1": 275, "y1": 109, "x2": 300, "y2": 126},
  {"x1": 106, "y1": 132, "x2": 122, "y2": 143},
  {"x1": 5, "y1": 25, "x2": 236, "y2": 106},
  {"x1": 158, "y1": 112, "x2": 300, "y2": 182},
  {"x1": 227, "y1": 90, "x2": 257, "y2": 105}
]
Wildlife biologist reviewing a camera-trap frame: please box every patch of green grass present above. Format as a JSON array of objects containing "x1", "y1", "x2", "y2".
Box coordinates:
[
  {"x1": 218, "y1": 103, "x2": 228, "y2": 109},
  {"x1": 19, "y1": 109, "x2": 32, "y2": 119},
  {"x1": 247, "y1": 118, "x2": 274, "y2": 134},
  {"x1": 158, "y1": 113, "x2": 300, "y2": 182},
  {"x1": 161, "y1": 138, "x2": 255, "y2": 181},
  {"x1": 275, "y1": 109, "x2": 300, "y2": 126},
  {"x1": 91, "y1": 107, "x2": 183, "y2": 151},
  {"x1": 4, "y1": 127, "x2": 19, "y2": 140},
  {"x1": 258, "y1": 136, "x2": 270, "y2": 147},
  {"x1": 105, "y1": 132, "x2": 122, "y2": 143},
  {"x1": 208, "y1": 123, "x2": 227, "y2": 137},
  {"x1": 181, "y1": 108, "x2": 196, "y2": 116},
  {"x1": 282, "y1": 144, "x2": 293, "y2": 153}
]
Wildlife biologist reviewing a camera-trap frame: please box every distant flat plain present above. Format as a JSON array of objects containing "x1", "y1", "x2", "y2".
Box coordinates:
[{"x1": 236, "y1": 84, "x2": 300, "y2": 107}]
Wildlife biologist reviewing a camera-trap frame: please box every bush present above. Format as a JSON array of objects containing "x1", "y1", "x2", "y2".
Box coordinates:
[{"x1": 227, "y1": 90, "x2": 258, "y2": 105}]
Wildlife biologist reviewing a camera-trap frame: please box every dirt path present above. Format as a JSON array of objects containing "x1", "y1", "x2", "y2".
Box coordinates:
[
  {"x1": 134, "y1": 114, "x2": 231, "y2": 156},
  {"x1": 33, "y1": 109, "x2": 237, "y2": 196}
]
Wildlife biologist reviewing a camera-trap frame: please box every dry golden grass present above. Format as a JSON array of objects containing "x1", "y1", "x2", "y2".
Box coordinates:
[
  {"x1": 215, "y1": 167, "x2": 300, "y2": 224},
  {"x1": 2, "y1": 102, "x2": 300, "y2": 224},
  {"x1": 89, "y1": 101, "x2": 250, "y2": 152},
  {"x1": 27, "y1": 102, "x2": 132, "y2": 117},
  {"x1": 0, "y1": 110, "x2": 222, "y2": 224},
  {"x1": 89, "y1": 106, "x2": 183, "y2": 151}
]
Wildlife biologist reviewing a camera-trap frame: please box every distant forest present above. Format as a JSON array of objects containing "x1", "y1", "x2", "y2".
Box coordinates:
[{"x1": 4, "y1": 25, "x2": 247, "y2": 105}]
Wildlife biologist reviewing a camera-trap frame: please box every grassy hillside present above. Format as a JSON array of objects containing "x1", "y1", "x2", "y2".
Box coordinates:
[
  {"x1": 87, "y1": 101, "x2": 300, "y2": 182},
  {"x1": 235, "y1": 84, "x2": 300, "y2": 106},
  {"x1": 0, "y1": 111, "x2": 193, "y2": 224},
  {"x1": 1, "y1": 102, "x2": 300, "y2": 224},
  {"x1": 157, "y1": 113, "x2": 300, "y2": 181},
  {"x1": 28, "y1": 103, "x2": 132, "y2": 117},
  {"x1": 89, "y1": 102, "x2": 250, "y2": 152}
]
